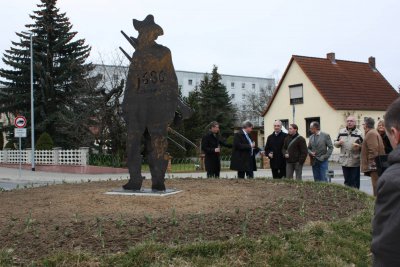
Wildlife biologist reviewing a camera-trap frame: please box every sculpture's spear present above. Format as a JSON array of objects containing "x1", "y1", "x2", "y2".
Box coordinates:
[
  {"x1": 119, "y1": 47, "x2": 132, "y2": 61},
  {"x1": 119, "y1": 30, "x2": 138, "y2": 61}
]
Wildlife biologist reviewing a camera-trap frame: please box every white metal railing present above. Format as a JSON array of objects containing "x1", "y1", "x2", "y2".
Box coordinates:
[{"x1": 0, "y1": 147, "x2": 89, "y2": 166}]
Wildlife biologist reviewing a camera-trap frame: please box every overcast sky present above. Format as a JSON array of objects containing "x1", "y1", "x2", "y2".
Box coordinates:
[{"x1": 1, "y1": 0, "x2": 399, "y2": 88}]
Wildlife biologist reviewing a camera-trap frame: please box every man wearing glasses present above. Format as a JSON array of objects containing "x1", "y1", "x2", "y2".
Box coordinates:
[{"x1": 334, "y1": 116, "x2": 363, "y2": 189}]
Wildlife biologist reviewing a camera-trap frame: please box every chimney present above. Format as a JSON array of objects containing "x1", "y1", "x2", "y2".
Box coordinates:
[
  {"x1": 327, "y1": 52, "x2": 336, "y2": 64},
  {"x1": 369, "y1": 56, "x2": 376, "y2": 69}
]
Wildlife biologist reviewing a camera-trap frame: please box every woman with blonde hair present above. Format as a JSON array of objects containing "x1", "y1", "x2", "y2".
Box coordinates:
[{"x1": 377, "y1": 120, "x2": 393, "y2": 154}]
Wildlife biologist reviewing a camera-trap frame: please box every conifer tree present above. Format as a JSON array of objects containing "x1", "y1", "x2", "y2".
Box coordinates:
[
  {"x1": 0, "y1": 0, "x2": 99, "y2": 148},
  {"x1": 36, "y1": 132, "x2": 54, "y2": 150},
  {"x1": 198, "y1": 65, "x2": 235, "y2": 137},
  {"x1": 182, "y1": 86, "x2": 203, "y2": 155}
]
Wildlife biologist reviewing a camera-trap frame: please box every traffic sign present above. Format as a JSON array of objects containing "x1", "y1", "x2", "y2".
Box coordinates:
[
  {"x1": 14, "y1": 116, "x2": 27, "y2": 128},
  {"x1": 14, "y1": 128, "x2": 27, "y2": 138}
]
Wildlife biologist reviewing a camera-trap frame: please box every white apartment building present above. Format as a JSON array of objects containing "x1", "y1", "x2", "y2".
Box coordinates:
[
  {"x1": 176, "y1": 70, "x2": 275, "y2": 126},
  {"x1": 176, "y1": 70, "x2": 274, "y2": 104},
  {"x1": 93, "y1": 65, "x2": 275, "y2": 126}
]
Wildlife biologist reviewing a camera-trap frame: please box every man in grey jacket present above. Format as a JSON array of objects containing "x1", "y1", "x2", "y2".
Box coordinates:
[
  {"x1": 372, "y1": 97, "x2": 400, "y2": 266},
  {"x1": 307, "y1": 121, "x2": 333, "y2": 182},
  {"x1": 334, "y1": 116, "x2": 363, "y2": 189}
]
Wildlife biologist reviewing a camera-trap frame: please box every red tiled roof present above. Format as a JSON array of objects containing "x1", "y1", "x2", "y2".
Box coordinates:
[{"x1": 262, "y1": 55, "x2": 399, "y2": 116}]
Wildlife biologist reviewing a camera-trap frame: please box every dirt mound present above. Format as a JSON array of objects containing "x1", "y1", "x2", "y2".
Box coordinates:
[{"x1": 0, "y1": 179, "x2": 367, "y2": 263}]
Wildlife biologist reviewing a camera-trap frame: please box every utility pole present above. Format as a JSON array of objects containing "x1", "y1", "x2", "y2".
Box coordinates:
[{"x1": 30, "y1": 34, "x2": 35, "y2": 171}]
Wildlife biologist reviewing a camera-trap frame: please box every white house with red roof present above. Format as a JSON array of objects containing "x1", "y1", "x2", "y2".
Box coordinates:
[{"x1": 262, "y1": 53, "x2": 399, "y2": 147}]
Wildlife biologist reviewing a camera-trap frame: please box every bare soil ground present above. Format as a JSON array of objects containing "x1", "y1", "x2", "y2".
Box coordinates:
[{"x1": 0, "y1": 178, "x2": 367, "y2": 264}]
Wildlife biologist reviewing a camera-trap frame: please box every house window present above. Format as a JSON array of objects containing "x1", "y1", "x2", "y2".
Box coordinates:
[
  {"x1": 289, "y1": 84, "x2": 303, "y2": 104},
  {"x1": 279, "y1": 119, "x2": 289, "y2": 130},
  {"x1": 188, "y1": 79, "x2": 193, "y2": 85},
  {"x1": 231, "y1": 93, "x2": 235, "y2": 99},
  {"x1": 113, "y1": 74, "x2": 119, "y2": 80},
  {"x1": 242, "y1": 83, "x2": 245, "y2": 89},
  {"x1": 231, "y1": 82, "x2": 235, "y2": 88},
  {"x1": 252, "y1": 83, "x2": 255, "y2": 89},
  {"x1": 305, "y1": 117, "x2": 320, "y2": 138},
  {"x1": 242, "y1": 93, "x2": 246, "y2": 100}
]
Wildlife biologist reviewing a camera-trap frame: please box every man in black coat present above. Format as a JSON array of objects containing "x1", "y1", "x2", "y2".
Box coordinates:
[
  {"x1": 201, "y1": 121, "x2": 231, "y2": 178},
  {"x1": 230, "y1": 121, "x2": 260, "y2": 178},
  {"x1": 265, "y1": 120, "x2": 288, "y2": 178}
]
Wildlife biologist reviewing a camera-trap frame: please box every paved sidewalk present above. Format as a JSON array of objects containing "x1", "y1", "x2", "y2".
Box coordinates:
[{"x1": 0, "y1": 165, "x2": 373, "y2": 195}]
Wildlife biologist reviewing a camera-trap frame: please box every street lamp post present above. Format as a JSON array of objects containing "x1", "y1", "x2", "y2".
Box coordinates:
[
  {"x1": 292, "y1": 104, "x2": 295, "y2": 124},
  {"x1": 30, "y1": 34, "x2": 35, "y2": 171}
]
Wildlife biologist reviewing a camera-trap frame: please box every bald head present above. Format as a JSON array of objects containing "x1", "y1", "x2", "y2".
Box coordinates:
[
  {"x1": 273, "y1": 120, "x2": 282, "y2": 133},
  {"x1": 346, "y1": 116, "x2": 356, "y2": 129}
]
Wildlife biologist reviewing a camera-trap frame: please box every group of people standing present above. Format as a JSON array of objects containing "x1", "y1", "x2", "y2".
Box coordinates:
[
  {"x1": 335, "y1": 115, "x2": 393, "y2": 196},
  {"x1": 202, "y1": 97, "x2": 400, "y2": 266},
  {"x1": 265, "y1": 120, "x2": 334, "y2": 182},
  {"x1": 201, "y1": 116, "x2": 392, "y2": 195},
  {"x1": 201, "y1": 119, "x2": 331, "y2": 181},
  {"x1": 201, "y1": 120, "x2": 259, "y2": 179}
]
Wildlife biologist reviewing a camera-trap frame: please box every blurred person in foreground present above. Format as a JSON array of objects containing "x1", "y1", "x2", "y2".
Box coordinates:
[{"x1": 372, "y1": 97, "x2": 400, "y2": 266}]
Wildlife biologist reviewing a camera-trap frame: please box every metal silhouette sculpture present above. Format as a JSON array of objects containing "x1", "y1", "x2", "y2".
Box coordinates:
[{"x1": 120, "y1": 15, "x2": 188, "y2": 191}]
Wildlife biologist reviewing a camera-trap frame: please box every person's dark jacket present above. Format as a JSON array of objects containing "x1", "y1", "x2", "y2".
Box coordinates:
[
  {"x1": 372, "y1": 145, "x2": 400, "y2": 266},
  {"x1": 380, "y1": 132, "x2": 393, "y2": 155},
  {"x1": 265, "y1": 131, "x2": 287, "y2": 169},
  {"x1": 230, "y1": 131, "x2": 260, "y2": 171},
  {"x1": 282, "y1": 133, "x2": 308, "y2": 164},
  {"x1": 201, "y1": 132, "x2": 231, "y2": 173}
]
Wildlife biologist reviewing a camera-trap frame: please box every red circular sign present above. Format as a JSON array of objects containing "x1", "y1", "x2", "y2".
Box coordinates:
[{"x1": 14, "y1": 115, "x2": 27, "y2": 128}]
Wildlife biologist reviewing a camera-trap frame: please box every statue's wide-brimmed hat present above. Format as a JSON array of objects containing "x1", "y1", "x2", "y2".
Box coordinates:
[{"x1": 133, "y1": 15, "x2": 164, "y2": 36}]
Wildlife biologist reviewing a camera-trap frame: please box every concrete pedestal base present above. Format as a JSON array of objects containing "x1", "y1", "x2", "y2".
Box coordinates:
[{"x1": 105, "y1": 188, "x2": 182, "y2": 197}]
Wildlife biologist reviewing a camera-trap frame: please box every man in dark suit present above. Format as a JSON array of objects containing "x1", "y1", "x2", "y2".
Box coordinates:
[
  {"x1": 230, "y1": 120, "x2": 260, "y2": 178},
  {"x1": 201, "y1": 121, "x2": 231, "y2": 178},
  {"x1": 265, "y1": 120, "x2": 288, "y2": 178}
]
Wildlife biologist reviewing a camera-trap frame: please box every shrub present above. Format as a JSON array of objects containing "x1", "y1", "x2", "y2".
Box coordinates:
[
  {"x1": 4, "y1": 141, "x2": 16, "y2": 150},
  {"x1": 221, "y1": 135, "x2": 234, "y2": 156},
  {"x1": 36, "y1": 132, "x2": 54, "y2": 150}
]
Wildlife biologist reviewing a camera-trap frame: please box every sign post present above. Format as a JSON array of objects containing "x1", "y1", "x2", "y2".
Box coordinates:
[
  {"x1": 30, "y1": 34, "x2": 35, "y2": 172},
  {"x1": 14, "y1": 116, "x2": 27, "y2": 179}
]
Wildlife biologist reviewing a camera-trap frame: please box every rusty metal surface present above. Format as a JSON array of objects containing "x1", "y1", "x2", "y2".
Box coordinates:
[{"x1": 121, "y1": 15, "x2": 179, "y2": 191}]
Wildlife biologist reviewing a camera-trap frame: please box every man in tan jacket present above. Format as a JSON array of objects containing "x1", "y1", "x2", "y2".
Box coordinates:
[
  {"x1": 334, "y1": 116, "x2": 363, "y2": 189},
  {"x1": 361, "y1": 117, "x2": 385, "y2": 196}
]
